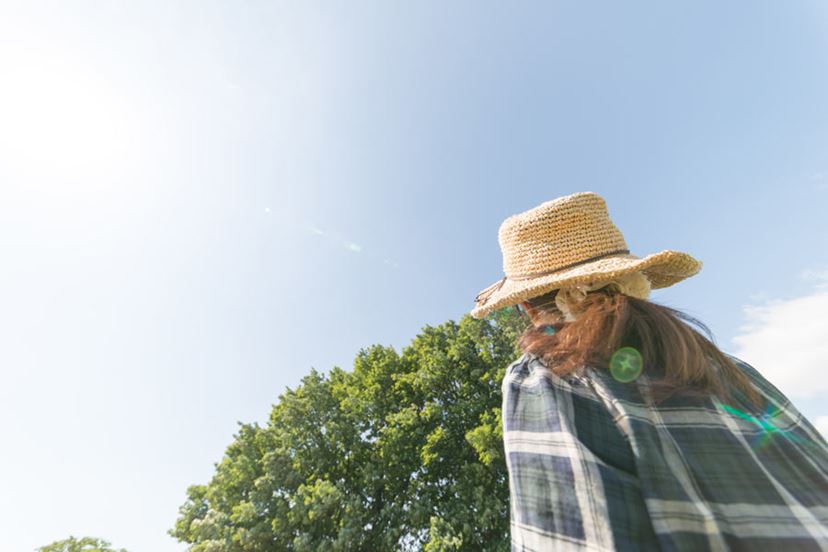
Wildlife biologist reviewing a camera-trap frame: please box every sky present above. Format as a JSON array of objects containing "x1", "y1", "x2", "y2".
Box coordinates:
[{"x1": 1, "y1": 1, "x2": 827, "y2": 550}]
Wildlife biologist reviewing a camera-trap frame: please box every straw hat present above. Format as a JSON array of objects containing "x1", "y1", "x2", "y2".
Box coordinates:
[{"x1": 470, "y1": 191, "x2": 702, "y2": 319}]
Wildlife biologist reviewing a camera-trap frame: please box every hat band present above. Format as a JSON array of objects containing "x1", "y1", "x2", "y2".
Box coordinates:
[
  {"x1": 474, "y1": 248, "x2": 630, "y2": 305},
  {"x1": 509, "y1": 248, "x2": 630, "y2": 281}
]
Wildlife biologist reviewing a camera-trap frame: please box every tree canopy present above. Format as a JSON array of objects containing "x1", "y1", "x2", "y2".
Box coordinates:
[
  {"x1": 171, "y1": 309, "x2": 527, "y2": 551},
  {"x1": 36, "y1": 536, "x2": 127, "y2": 552}
]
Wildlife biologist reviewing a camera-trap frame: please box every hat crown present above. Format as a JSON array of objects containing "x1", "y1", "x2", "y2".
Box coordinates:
[{"x1": 498, "y1": 192, "x2": 629, "y2": 277}]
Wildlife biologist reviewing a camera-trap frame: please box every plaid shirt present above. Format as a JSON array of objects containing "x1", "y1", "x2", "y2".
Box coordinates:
[{"x1": 502, "y1": 351, "x2": 828, "y2": 551}]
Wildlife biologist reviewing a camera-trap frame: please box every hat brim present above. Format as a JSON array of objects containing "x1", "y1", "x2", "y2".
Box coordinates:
[{"x1": 469, "y1": 250, "x2": 702, "y2": 319}]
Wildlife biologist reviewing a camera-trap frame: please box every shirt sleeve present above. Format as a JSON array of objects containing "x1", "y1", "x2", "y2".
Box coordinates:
[{"x1": 501, "y1": 353, "x2": 649, "y2": 551}]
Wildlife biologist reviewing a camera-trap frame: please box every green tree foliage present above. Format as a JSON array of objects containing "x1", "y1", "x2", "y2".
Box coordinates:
[
  {"x1": 36, "y1": 536, "x2": 127, "y2": 552},
  {"x1": 171, "y1": 309, "x2": 527, "y2": 551}
]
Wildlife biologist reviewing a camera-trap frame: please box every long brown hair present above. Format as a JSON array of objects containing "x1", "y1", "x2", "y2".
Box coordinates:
[{"x1": 516, "y1": 285, "x2": 762, "y2": 407}]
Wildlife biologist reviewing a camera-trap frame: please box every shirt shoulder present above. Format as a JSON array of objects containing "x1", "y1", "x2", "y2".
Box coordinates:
[{"x1": 502, "y1": 351, "x2": 592, "y2": 396}]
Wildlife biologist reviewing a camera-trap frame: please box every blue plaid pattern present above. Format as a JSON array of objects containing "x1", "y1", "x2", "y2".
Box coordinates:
[{"x1": 502, "y1": 351, "x2": 828, "y2": 551}]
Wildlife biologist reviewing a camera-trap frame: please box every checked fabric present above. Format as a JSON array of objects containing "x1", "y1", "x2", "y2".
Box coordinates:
[{"x1": 502, "y1": 351, "x2": 828, "y2": 551}]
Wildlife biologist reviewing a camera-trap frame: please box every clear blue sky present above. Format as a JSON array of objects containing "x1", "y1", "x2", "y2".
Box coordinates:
[{"x1": 1, "y1": 2, "x2": 827, "y2": 550}]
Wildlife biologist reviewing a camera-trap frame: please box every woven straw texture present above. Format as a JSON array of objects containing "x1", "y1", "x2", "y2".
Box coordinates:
[{"x1": 470, "y1": 191, "x2": 702, "y2": 319}]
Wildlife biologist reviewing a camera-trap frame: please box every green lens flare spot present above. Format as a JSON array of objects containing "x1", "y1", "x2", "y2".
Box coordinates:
[
  {"x1": 610, "y1": 346, "x2": 643, "y2": 383},
  {"x1": 542, "y1": 325, "x2": 557, "y2": 336}
]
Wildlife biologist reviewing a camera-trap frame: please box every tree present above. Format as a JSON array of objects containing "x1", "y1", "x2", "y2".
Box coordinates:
[
  {"x1": 171, "y1": 309, "x2": 527, "y2": 551},
  {"x1": 36, "y1": 536, "x2": 127, "y2": 552}
]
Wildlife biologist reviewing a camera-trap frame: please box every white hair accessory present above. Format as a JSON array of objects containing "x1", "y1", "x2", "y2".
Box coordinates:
[{"x1": 555, "y1": 270, "x2": 652, "y2": 322}]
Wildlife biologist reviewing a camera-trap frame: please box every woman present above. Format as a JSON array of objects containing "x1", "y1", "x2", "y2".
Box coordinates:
[{"x1": 470, "y1": 191, "x2": 828, "y2": 551}]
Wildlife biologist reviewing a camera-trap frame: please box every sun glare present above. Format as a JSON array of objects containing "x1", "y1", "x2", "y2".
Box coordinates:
[{"x1": 0, "y1": 50, "x2": 137, "y2": 177}]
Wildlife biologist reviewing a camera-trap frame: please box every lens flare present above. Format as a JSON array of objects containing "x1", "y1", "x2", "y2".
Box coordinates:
[
  {"x1": 716, "y1": 402, "x2": 822, "y2": 452},
  {"x1": 610, "y1": 346, "x2": 643, "y2": 383}
]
